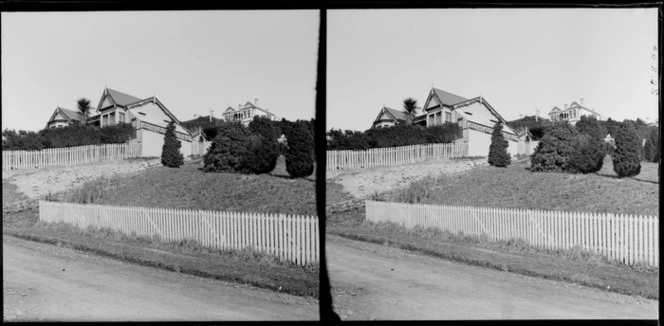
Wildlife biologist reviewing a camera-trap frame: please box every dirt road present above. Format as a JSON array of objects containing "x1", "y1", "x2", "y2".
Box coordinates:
[
  {"x1": 3, "y1": 235, "x2": 318, "y2": 321},
  {"x1": 327, "y1": 235, "x2": 658, "y2": 320}
]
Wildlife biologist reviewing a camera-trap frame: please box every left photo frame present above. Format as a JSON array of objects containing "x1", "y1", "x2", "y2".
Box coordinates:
[{"x1": 2, "y1": 9, "x2": 321, "y2": 322}]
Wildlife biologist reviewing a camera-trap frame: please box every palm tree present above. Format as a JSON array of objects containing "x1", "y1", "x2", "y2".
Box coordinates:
[
  {"x1": 77, "y1": 98, "x2": 91, "y2": 125},
  {"x1": 402, "y1": 97, "x2": 419, "y2": 125}
]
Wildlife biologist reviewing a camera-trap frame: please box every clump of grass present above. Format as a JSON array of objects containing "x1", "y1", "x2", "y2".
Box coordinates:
[
  {"x1": 391, "y1": 175, "x2": 439, "y2": 203},
  {"x1": 62, "y1": 175, "x2": 127, "y2": 204}
]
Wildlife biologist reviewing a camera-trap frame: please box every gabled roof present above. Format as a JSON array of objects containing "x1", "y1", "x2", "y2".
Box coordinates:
[
  {"x1": 126, "y1": 97, "x2": 183, "y2": 125},
  {"x1": 106, "y1": 88, "x2": 143, "y2": 107},
  {"x1": 432, "y1": 88, "x2": 469, "y2": 107},
  {"x1": 384, "y1": 107, "x2": 407, "y2": 121},
  {"x1": 47, "y1": 107, "x2": 82, "y2": 126},
  {"x1": 224, "y1": 106, "x2": 235, "y2": 113},
  {"x1": 452, "y1": 97, "x2": 518, "y2": 136},
  {"x1": 550, "y1": 106, "x2": 561, "y2": 113},
  {"x1": 227, "y1": 101, "x2": 277, "y2": 118},
  {"x1": 58, "y1": 107, "x2": 83, "y2": 121}
]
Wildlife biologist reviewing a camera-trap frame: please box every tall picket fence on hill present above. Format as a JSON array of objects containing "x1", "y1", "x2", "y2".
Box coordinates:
[
  {"x1": 2, "y1": 143, "x2": 142, "y2": 171},
  {"x1": 327, "y1": 142, "x2": 468, "y2": 171},
  {"x1": 39, "y1": 201, "x2": 319, "y2": 266},
  {"x1": 366, "y1": 200, "x2": 659, "y2": 268}
]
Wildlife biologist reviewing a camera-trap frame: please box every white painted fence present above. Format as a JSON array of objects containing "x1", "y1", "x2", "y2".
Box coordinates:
[
  {"x1": 327, "y1": 142, "x2": 468, "y2": 171},
  {"x1": 39, "y1": 201, "x2": 319, "y2": 266},
  {"x1": 366, "y1": 201, "x2": 659, "y2": 267},
  {"x1": 3, "y1": 143, "x2": 142, "y2": 171},
  {"x1": 191, "y1": 141, "x2": 213, "y2": 157}
]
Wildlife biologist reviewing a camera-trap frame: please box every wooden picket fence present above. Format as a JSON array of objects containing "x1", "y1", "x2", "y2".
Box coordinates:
[
  {"x1": 366, "y1": 201, "x2": 659, "y2": 268},
  {"x1": 39, "y1": 201, "x2": 319, "y2": 266},
  {"x1": 327, "y1": 142, "x2": 468, "y2": 171},
  {"x1": 2, "y1": 143, "x2": 142, "y2": 171}
]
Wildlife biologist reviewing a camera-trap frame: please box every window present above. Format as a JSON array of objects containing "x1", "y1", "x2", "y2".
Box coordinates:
[
  {"x1": 457, "y1": 117, "x2": 463, "y2": 127},
  {"x1": 109, "y1": 112, "x2": 115, "y2": 126},
  {"x1": 435, "y1": 112, "x2": 442, "y2": 125},
  {"x1": 102, "y1": 114, "x2": 108, "y2": 127},
  {"x1": 445, "y1": 112, "x2": 452, "y2": 123},
  {"x1": 119, "y1": 112, "x2": 125, "y2": 123}
]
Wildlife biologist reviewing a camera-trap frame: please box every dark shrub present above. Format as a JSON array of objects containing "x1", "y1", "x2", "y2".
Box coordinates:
[
  {"x1": 161, "y1": 122, "x2": 184, "y2": 168},
  {"x1": 285, "y1": 121, "x2": 314, "y2": 178},
  {"x1": 241, "y1": 134, "x2": 278, "y2": 174},
  {"x1": 326, "y1": 129, "x2": 371, "y2": 150},
  {"x1": 203, "y1": 122, "x2": 250, "y2": 173},
  {"x1": 643, "y1": 129, "x2": 659, "y2": 163},
  {"x1": 488, "y1": 122, "x2": 511, "y2": 167},
  {"x1": 425, "y1": 122, "x2": 462, "y2": 144},
  {"x1": 2, "y1": 129, "x2": 46, "y2": 150},
  {"x1": 575, "y1": 115, "x2": 607, "y2": 142},
  {"x1": 568, "y1": 133, "x2": 605, "y2": 174},
  {"x1": 612, "y1": 122, "x2": 641, "y2": 177},
  {"x1": 100, "y1": 123, "x2": 135, "y2": 144},
  {"x1": 530, "y1": 122, "x2": 578, "y2": 172}
]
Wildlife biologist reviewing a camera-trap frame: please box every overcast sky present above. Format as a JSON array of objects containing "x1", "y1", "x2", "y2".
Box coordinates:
[
  {"x1": 2, "y1": 10, "x2": 319, "y2": 132},
  {"x1": 328, "y1": 9, "x2": 659, "y2": 132}
]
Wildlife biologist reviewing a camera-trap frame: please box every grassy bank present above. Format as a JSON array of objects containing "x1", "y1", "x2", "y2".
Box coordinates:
[
  {"x1": 65, "y1": 158, "x2": 316, "y2": 216},
  {"x1": 386, "y1": 157, "x2": 659, "y2": 217}
]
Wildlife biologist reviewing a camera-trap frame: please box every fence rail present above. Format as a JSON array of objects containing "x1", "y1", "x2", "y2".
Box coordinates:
[
  {"x1": 3, "y1": 143, "x2": 142, "y2": 171},
  {"x1": 39, "y1": 201, "x2": 319, "y2": 266},
  {"x1": 366, "y1": 201, "x2": 659, "y2": 267},
  {"x1": 327, "y1": 142, "x2": 468, "y2": 171}
]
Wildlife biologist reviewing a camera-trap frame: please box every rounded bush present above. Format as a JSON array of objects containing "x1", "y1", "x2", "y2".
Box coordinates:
[
  {"x1": 530, "y1": 122, "x2": 577, "y2": 172},
  {"x1": 612, "y1": 122, "x2": 641, "y2": 177},
  {"x1": 241, "y1": 133, "x2": 279, "y2": 174},
  {"x1": 568, "y1": 133, "x2": 605, "y2": 174},
  {"x1": 488, "y1": 122, "x2": 511, "y2": 167},
  {"x1": 203, "y1": 122, "x2": 250, "y2": 173},
  {"x1": 285, "y1": 121, "x2": 314, "y2": 178}
]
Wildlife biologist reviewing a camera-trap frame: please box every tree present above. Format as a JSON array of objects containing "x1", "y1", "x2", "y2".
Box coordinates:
[
  {"x1": 643, "y1": 128, "x2": 659, "y2": 163},
  {"x1": 575, "y1": 115, "x2": 607, "y2": 142},
  {"x1": 612, "y1": 122, "x2": 641, "y2": 177},
  {"x1": 161, "y1": 122, "x2": 184, "y2": 168},
  {"x1": 530, "y1": 122, "x2": 578, "y2": 172},
  {"x1": 568, "y1": 133, "x2": 605, "y2": 174},
  {"x1": 76, "y1": 98, "x2": 92, "y2": 125},
  {"x1": 285, "y1": 121, "x2": 314, "y2": 178},
  {"x1": 402, "y1": 98, "x2": 419, "y2": 125},
  {"x1": 245, "y1": 116, "x2": 280, "y2": 174},
  {"x1": 488, "y1": 122, "x2": 511, "y2": 167},
  {"x1": 203, "y1": 121, "x2": 250, "y2": 173}
]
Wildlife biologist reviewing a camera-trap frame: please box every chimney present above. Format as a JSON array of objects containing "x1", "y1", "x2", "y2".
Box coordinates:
[
  {"x1": 254, "y1": 97, "x2": 259, "y2": 106},
  {"x1": 209, "y1": 108, "x2": 214, "y2": 121},
  {"x1": 580, "y1": 98, "x2": 584, "y2": 105},
  {"x1": 564, "y1": 104, "x2": 568, "y2": 109},
  {"x1": 238, "y1": 104, "x2": 241, "y2": 109}
]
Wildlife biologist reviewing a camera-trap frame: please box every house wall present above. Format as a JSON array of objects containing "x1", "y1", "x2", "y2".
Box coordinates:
[
  {"x1": 466, "y1": 128, "x2": 519, "y2": 157},
  {"x1": 47, "y1": 121, "x2": 70, "y2": 129},
  {"x1": 139, "y1": 129, "x2": 193, "y2": 158}
]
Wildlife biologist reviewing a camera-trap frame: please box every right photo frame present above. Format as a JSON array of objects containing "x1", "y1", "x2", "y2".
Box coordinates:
[{"x1": 324, "y1": 8, "x2": 659, "y2": 320}]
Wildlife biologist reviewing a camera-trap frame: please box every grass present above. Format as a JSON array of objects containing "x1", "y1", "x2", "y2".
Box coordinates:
[
  {"x1": 386, "y1": 156, "x2": 659, "y2": 216},
  {"x1": 328, "y1": 221, "x2": 659, "y2": 300},
  {"x1": 65, "y1": 157, "x2": 316, "y2": 216},
  {"x1": 3, "y1": 156, "x2": 319, "y2": 298},
  {"x1": 325, "y1": 156, "x2": 660, "y2": 299}
]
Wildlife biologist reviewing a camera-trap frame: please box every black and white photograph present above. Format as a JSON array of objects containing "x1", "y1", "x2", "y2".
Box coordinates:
[
  {"x1": 2, "y1": 10, "x2": 320, "y2": 321},
  {"x1": 325, "y1": 8, "x2": 659, "y2": 320}
]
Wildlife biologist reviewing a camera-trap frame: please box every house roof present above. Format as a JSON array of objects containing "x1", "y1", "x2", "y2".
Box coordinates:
[
  {"x1": 225, "y1": 101, "x2": 277, "y2": 118},
  {"x1": 452, "y1": 97, "x2": 518, "y2": 136},
  {"x1": 106, "y1": 88, "x2": 143, "y2": 107},
  {"x1": 432, "y1": 88, "x2": 469, "y2": 107},
  {"x1": 58, "y1": 107, "x2": 83, "y2": 121},
  {"x1": 384, "y1": 107, "x2": 407, "y2": 121}
]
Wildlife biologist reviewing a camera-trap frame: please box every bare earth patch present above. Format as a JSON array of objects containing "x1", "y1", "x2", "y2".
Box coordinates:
[
  {"x1": 2, "y1": 159, "x2": 162, "y2": 200},
  {"x1": 326, "y1": 157, "x2": 489, "y2": 199}
]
